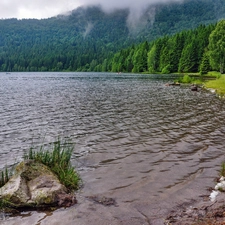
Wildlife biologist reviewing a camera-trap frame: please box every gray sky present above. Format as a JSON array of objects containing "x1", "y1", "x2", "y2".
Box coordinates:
[{"x1": 0, "y1": 0, "x2": 183, "y2": 19}]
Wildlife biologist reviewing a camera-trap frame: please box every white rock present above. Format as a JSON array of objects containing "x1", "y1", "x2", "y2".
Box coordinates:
[
  {"x1": 215, "y1": 181, "x2": 225, "y2": 191},
  {"x1": 209, "y1": 190, "x2": 219, "y2": 202},
  {"x1": 209, "y1": 89, "x2": 216, "y2": 93}
]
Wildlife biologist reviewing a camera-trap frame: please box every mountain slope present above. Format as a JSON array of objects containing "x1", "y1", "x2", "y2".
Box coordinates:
[{"x1": 0, "y1": 0, "x2": 224, "y2": 72}]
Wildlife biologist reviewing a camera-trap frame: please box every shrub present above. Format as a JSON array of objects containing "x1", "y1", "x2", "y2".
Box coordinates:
[{"x1": 182, "y1": 75, "x2": 193, "y2": 83}]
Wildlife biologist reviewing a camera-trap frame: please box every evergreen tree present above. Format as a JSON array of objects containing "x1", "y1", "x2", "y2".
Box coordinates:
[
  {"x1": 132, "y1": 42, "x2": 149, "y2": 73},
  {"x1": 125, "y1": 48, "x2": 134, "y2": 72},
  {"x1": 147, "y1": 44, "x2": 157, "y2": 73},
  {"x1": 200, "y1": 51, "x2": 211, "y2": 75},
  {"x1": 178, "y1": 39, "x2": 199, "y2": 73},
  {"x1": 208, "y1": 20, "x2": 225, "y2": 73},
  {"x1": 159, "y1": 37, "x2": 174, "y2": 73},
  {"x1": 169, "y1": 32, "x2": 186, "y2": 72}
]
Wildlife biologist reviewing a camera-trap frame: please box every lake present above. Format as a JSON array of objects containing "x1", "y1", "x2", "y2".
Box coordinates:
[{"x1": 0, "y1": 72, "x2": 225, "y2": 225}]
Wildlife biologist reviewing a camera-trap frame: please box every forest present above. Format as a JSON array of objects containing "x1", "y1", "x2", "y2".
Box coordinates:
[
  {"x1": 102, "y1": 23, "x2": 217, "y2": 74},
  {"x1": 91, "y1": 20, "x2": 225, "y2": 75},
  {"x1": 0, "y1": 0, "x2": 225, "y2": 72}
]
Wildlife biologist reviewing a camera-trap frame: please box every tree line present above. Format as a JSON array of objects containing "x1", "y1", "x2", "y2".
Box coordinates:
[
  {"x1": 97, "y1": 20, "x2": 225, "y2": 75},
  {"x1": 0, "y1": 1, "x2": 225, "y2": 73}
]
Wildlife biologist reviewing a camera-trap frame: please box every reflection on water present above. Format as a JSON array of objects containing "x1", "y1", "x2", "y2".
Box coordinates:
[{"x1": 0, "y1": 72, "x2": 225, "y2": 224}]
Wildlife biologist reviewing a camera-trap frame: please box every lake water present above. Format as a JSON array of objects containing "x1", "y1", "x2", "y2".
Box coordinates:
[{"x1": 1, "y1": 72, "x2": 225, "y2": 225}]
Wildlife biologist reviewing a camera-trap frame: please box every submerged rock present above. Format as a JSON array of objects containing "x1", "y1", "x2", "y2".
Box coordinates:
[{"x1": 0, "y1": 160, "x2": 76, "y2": 208}]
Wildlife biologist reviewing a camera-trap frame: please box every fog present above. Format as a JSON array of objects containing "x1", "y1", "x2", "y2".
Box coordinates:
[
  {"x1": 0, "y1": 0, "x2": 183, "y2": 19},
  {"x1": 79, "y1": 0, "x2": 183, "y2": 13}
]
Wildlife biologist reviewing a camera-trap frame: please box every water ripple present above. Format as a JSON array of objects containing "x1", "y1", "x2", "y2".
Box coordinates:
[{"x1": 0, "y1": 72, "x2": 225, "y2": 209}]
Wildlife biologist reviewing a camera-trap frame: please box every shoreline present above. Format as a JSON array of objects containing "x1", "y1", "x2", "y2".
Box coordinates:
[
  {"x1": 166, "y1": 192, "x2": 225, "y2": 224},
  {"x1": 166, "y1": 173, "x2": 225, "y2": 224}
]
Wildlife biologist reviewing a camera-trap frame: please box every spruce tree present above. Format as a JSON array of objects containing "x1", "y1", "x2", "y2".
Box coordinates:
[
  {"x1": 208, "y1": 20, "x2": 225, "y2": 74},
  {"x1": 200, "y1": 51, "x2": 211, "y2": 75}
]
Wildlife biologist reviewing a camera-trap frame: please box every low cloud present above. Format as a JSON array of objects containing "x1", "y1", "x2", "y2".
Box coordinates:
[
  {"x1": 126, "y1": 5, "x2": 157, "y2": 33},
  {"x1": 78, "y1": 0, "x2": 183, "y2": 12},
  {"x1": 78, "y1": 0, "x2": 184, "y2": 32},
  {"x1": 0, "y1": 0, "x2": 183, "y2": 22},
  {"x1": 83, "y1": 22, "x2": 94, "y2": 38},
  {"x1": 0, "y1": 0, "x2": 80, "y2": 19}
]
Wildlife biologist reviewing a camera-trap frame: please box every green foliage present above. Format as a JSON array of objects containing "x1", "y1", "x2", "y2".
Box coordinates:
[
  {"x1": 0, "y1": 168, "x2": 11, "y2": 188},
  {"x1": 0, "y1": 1, "x2": 224, "y2": 72},
  {"x1": 132, "y1": 42, "x2": 149, "y2": 73},
  {"x1": 221, "y1": 162, "x2": 225, "y2": 177},
  {"x1": 204, "y1": 74, "x2": 225, "y2": 94},
  {"x1": 24, "y1": 140, "x2": 80, "y2": 191},
  {"x1": 0, "y1": 198, "x2": 17, "y2": 210},
  {"x1": 147, "y1": 44, "x2": 157, "y2": 73},
  {"x1": 178, "y1": 41, "x2": 199, "y2": 73},
  {"x1": 161, "y1": 65, "x2": 171, "y2": 74},
  {"x1": 208, "y1": 20, "x2": 225, "y2": 73},
  {"x1": 107, "y1": 21, "x2": 215, "y2": 74},
  {"x1": 207, "y1": 71, "x2": 222, "y2": 77},
  {"x1": 200, "y1": 51, "x2": 211, "y2": 75},
  {"x1": 217, "y1": 73, "x2": 222, "y2": 79},
  {"x1": 180, "y1": 75, "x2": 194, "y2": 83},
  {"x1": 0, "y1": 7, "x2": 131, "y2": 72}
]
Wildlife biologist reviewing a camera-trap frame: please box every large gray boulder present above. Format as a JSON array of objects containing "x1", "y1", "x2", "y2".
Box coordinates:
[{"x1": 0, "y1": 160, "x2": 76, "y2": 208}]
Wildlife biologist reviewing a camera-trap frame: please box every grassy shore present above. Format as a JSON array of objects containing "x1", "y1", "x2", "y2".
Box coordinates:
[
  {"x1": 204, "y1": 74, "x2": 225, "y2": 95},
  {"x1": 174, "y1": 71, "x2": 225, "y2": 95}
]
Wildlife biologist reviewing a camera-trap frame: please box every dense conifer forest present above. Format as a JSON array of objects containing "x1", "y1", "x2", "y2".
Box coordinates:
[
  {"x1": 106, "y1": 23, "x2": 217, "y2": 74},
  {"x1": 0, "y1": 0, "x2": 225, "y2": 72}
]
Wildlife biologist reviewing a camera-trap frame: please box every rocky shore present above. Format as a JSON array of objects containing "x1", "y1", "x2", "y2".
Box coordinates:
[{"x1": 166, "y1": 191, "x2": 225, "y2": 224}]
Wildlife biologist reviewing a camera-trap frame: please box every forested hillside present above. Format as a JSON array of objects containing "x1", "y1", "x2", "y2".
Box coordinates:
[
  {"x1": 0, "y1": 0, "x2": 225, "y2": 72},
  {"x1": 106, "y1": 19, "x2": 225, "y2": 75}
]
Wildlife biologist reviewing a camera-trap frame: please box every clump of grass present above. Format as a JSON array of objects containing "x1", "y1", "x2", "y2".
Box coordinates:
[
  {"x1": 207, "y1": 71, "x2": 222, "y2": 78},
  {"x1": 220, "y1": 162, "x2": 225, "y2": 177},
  {"x1": 24, "y1": 139, "x2": 80, "y2": 191},
  {"x1": 180, "y1": 74, "x2": 194, "y2": 83},
  {"x1": 204, "y1": 74, "x2": 225, "y2": 94},
  {"x1": 0, "y1": 168, "x2": 11, "y2": 188}
]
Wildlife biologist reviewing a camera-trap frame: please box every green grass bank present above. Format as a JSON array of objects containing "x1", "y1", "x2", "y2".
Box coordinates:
[{"x1": 204, "y1": 74, "x2": 225, "y2": 95}]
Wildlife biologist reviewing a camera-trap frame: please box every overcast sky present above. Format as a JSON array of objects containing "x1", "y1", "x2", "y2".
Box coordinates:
[{"x1": 0, "y1": 0, "x2": 183, "y2": 19}]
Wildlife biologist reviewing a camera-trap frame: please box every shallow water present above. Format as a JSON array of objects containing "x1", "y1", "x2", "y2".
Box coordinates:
[{"x1": 0, "y1": 72, "x2": 225, "y2": 224}]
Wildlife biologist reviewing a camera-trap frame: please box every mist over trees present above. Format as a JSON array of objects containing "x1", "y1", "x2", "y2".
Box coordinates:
[{"x1": 0, "y1": 0, "x2": 224, "y2": 72}]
